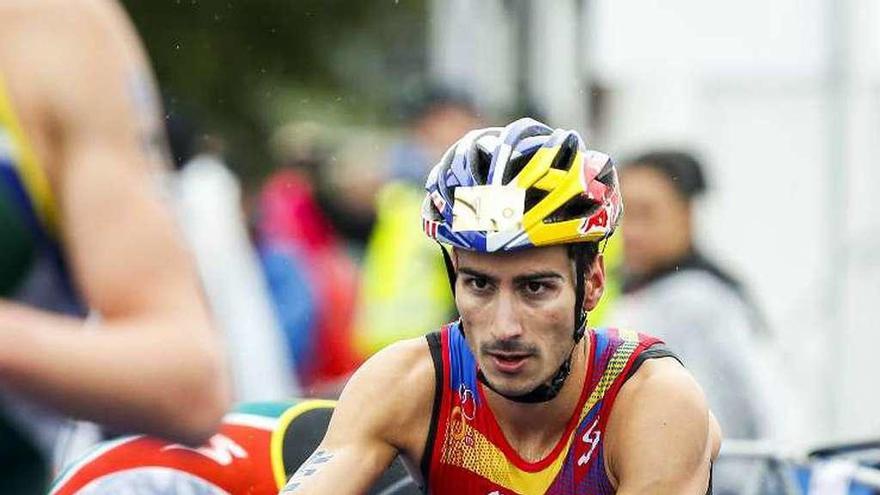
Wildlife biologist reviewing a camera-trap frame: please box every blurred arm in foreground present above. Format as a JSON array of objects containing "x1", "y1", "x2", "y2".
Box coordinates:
[{"x1": 0, "y1": 0, "x2": 229, "y2": 447}]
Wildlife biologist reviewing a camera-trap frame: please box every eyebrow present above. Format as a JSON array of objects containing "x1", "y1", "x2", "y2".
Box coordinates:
[
  {"x1": 458, "y1": 267, "x2": 498, "y2": 284},
  {"x1": 457, "y1": 267, "x2": 564, "y2": 285},
  {"x1": 513, "y1": 271, "x2": 565, "y2": 285}
]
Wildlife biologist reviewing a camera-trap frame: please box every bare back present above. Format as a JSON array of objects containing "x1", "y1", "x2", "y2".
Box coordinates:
[{"x1": 0, "y1": 0, "x2": 228, "y2": 450}]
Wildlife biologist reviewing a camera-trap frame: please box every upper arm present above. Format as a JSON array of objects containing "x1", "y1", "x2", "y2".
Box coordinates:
[
  {"x1": 37, "y1": 1, "x2": 203, "y2": 322},
  {"x1": 607, "y1": 358, "x2": 720, "y2": 495},
  {"x1": 281, "y1": 338, "x2": 436, "y2": 494}
]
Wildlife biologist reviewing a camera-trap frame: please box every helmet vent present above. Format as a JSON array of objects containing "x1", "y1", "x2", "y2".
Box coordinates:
[
  {"x1": 525, "y1": 188, "x2": 549, "y2": 211},
  {"x1": 595, "y1": 158, "x2": 617, "y2": 187},
  {"x1": 545, "y1": 194, "x2": 599, "y2": 223},
  {"x1": 473, "y1": 148, "x2": 492, "y2": 185},
  {"x1": 502, "y1": 153, "x2": 532, "y2": 185},
  {"x1": 549, "y1": 134, "x2": 578, "y2": 171}
]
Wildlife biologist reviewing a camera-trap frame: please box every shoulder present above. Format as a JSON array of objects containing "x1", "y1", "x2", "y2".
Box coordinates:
[
  {"x1": 605, "y1": 357, "x2": 719, "y2": 491},
  {"x1": 0, "y1": 0, "x2": 138, "y2": 60},
  {"x1": 0, "y1": 0, "x2": 154, "y2": 144},
  {"x1": 0, "y1": 0, "x2": 148, "y2": 102},
  {"x1": 327, "y1": 336, "x2": 437, "y2": 453},
  {"x1": 613, "y1": 357, "x2": 709, "y2": 426},
  {"x1": 0, "y1": 0, "x2": 133, "y2": 31},
  {"x1": 344, "y1": 335, "x2": 436, "y2": 398}
]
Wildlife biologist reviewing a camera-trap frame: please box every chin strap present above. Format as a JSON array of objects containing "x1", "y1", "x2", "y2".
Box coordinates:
[
  {"x1": 439, "y1": 243, "x2": 591, "y2": 404},
  {"x1": 439, "y1": 243, "x2": 457, "y2": 296}
]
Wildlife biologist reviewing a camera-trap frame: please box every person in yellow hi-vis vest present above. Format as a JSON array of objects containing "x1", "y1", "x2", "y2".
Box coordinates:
[
  {"x1": 354, "y1": 88, "x2": 480, "y2": 358},
  {"x1": 354, "y1": 182, "x2": 454, "y2": 357},
  {"x1": 585, "y1": 231, "x2": 623, "y2": 327}
]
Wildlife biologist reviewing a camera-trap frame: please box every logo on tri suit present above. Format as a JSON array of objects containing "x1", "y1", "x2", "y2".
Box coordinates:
[
  {"x1": 450, "y1": 384, "x2": 477, "y2": 446},
  {"x1": 577, "y1": 418, "x2": 602, "y2": 467}
]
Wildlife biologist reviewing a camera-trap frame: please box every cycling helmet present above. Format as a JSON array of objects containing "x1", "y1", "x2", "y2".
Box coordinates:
[
  {"x1": 422, "y1": 117, "x2": 621, "y2": 252},
  {"x1": 421, "y1": 117, "x2": 623, "y2": 403}
]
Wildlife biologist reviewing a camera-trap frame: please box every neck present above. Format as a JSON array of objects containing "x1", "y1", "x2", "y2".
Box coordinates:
[{"x1": 483, "y1": 336, "x2": 591, "y2": 459}]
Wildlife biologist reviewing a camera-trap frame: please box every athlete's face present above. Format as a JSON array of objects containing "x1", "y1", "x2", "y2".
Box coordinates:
[{"x1": 454, "y1": 246, "x2": 604, "y2": 397}]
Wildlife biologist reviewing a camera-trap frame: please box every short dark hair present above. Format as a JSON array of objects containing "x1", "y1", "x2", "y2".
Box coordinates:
[
  {"x1": 624, "y1": 150, "x2": 707, "y2": 201},
  {"x1": 567, "y1": 242, "x2": 599, "y2": 266}
]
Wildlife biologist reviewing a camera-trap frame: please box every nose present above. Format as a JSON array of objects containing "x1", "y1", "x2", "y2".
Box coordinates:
[{"x1": 493, "y1": 288, "x2": 524, "y2": 340}]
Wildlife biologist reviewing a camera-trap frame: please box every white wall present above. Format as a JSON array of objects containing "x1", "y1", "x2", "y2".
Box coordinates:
[
  {"x1": 591, "y1": 0, "x2": 880, "y2": 443},
  {"x1": 429, "y1": 0, "x2": 880, "y2": 444},
  {"x1": 429, "y1": 0, "x2": 516, "y2": 116}
]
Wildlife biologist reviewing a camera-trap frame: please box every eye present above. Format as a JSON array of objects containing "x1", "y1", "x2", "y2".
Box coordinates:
[
  {"x1": 524, "y1": 281, "x2": 547, "y2": 295},
  {"x1": 464, "y1": 276, "x2": 490, "y2": 292}
]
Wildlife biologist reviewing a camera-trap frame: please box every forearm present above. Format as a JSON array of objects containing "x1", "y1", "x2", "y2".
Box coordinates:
[
  {"x1": 279, "y1": 443, "x2": 395, "y2": 495},
  {"x1": 0, "y1": 301, "x2": 229, "y2": 445}
]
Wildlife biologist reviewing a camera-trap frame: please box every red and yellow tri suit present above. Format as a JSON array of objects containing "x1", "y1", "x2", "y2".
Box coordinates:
[{"x1": 422, "y1": 321, "x2": 674, "y2": 495}]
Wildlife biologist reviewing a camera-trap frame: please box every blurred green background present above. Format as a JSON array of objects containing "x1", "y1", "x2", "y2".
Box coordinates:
[{"x1": 123, "y1": 0, "x2": 428, "y2": 180}]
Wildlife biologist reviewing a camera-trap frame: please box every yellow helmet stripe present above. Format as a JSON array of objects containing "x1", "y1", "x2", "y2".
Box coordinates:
[
  {"x1": 513, "y1": 145, "x2": 557, "y2": 189},
  {"x1": 532, "y1": 169, "x2": 567, "y2": 191},
  {"x1": 521, "y1": 150, "x2": 586, "y2": 232}
]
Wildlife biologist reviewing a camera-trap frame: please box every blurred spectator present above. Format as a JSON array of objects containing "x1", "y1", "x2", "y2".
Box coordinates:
[
  {"x1": 387, "y1": 86, "x2": 482, "y2": 185},
  {"x1": 258, "y1": 122, "x2": 362, "y2": 394},
  {"x1": 608, "y1": 150, "x2": 779, "y2": 494},
  {"x1": 296, "y1": 127, "x2": 389, "y2": 259},
  {"x1": 352, "y1": 88, "x2": 480, "y2": 358},
  {"x1": 353, "y1": 183, "x2": 455, "y2": 357}
]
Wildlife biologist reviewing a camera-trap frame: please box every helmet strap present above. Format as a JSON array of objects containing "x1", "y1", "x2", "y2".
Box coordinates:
[
  {"x1": 573, "y1": 247, "x2": 589, "y2": 340},
  {"x1": 437, "y1": 243, "x2": 457, "y2": 296}
]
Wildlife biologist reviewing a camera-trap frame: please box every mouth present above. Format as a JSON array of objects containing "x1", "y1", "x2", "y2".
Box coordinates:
[{"x1": 487, "y1": 352, "x2": 532, "y2": 374}]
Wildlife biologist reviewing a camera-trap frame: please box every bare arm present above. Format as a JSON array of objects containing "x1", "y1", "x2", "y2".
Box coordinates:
[
  {"x1": 0, "y1": 0, "x2": 229, "y2": 444},
  {"x1": 606, "y1": 358, "x2": 721, "y2": 495},
  {"x1": 280, "y1": 338, "x2": 434, "y2": 494}
]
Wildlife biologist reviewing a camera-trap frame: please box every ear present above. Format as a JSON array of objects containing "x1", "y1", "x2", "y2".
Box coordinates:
[{"x1": 582, "y1": 254, "x2": 606, "y2": 311}]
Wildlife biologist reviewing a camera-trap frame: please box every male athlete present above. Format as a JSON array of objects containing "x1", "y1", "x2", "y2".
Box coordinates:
[
  {"x1": 0, "y1": 0, "x2": 229, "y2": 489},
  {"x1": 281, "y1": 118, "x2": 721, "y2": 494}
]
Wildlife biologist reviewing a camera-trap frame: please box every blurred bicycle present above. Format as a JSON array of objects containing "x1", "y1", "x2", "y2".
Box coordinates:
[{"x1": 719, "y1": 438, "x2": 880, "y2": 495}]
